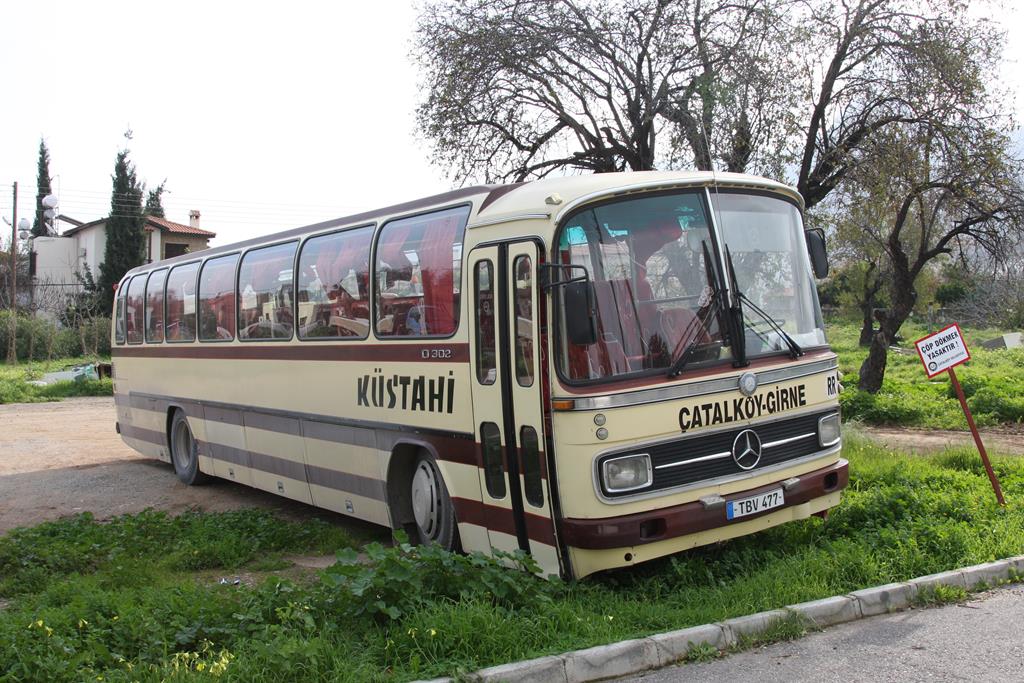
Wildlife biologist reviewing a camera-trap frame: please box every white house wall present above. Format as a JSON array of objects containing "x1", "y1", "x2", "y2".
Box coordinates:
[
  {"x1": 33, "y1": 237, "x2": 79, "y2": 286},
  {"x1": 32, "y1": 236, "x2": 81, "y2": 319}
]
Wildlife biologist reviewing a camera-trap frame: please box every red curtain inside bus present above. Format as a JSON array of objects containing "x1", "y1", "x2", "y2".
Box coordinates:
[
  {"x1": 375, "y1": 206, "x2": 469, "y2": 337},
  {"x1": 199, "y1": 255, "x2": 239, "y2": 341}
]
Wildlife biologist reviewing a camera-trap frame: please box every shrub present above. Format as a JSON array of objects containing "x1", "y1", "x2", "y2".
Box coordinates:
[
  {"x1": 320, "y1": 533, "x2": 562, "y2": 623},
  {"x1": 0, "y1": 311, "x2": 110, "y2": 361}
]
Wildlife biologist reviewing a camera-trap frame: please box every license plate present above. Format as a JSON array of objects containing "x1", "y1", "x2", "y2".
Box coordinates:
[{"x1": 726, "y1": 488, "x2": 784, "y2": 520}]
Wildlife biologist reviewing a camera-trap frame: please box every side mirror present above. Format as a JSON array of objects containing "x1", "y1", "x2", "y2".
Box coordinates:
[
  {"x1": 563, "y1": 281, "x2": 598, "y2": 346},
  {"x1": 805, "y1": 228, "x2": 829, "y2": 279}
]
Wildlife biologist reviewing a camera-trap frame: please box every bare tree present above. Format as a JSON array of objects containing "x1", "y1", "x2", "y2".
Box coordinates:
[
  {"x1": 414, "y1": 0, "x2": 1010, "y2": 214},
  {"x1": 847, "y1": 123, "x2": 1024, "y2": 392},
  {"x1": 794, "y1": 0, "x2": 1009, "y2": 209},
  {"x1": 414, "y1": 0, "x2": 785, "y2": 183}
]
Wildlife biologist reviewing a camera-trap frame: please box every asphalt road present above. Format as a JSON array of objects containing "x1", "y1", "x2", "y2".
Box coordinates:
[{"x1": 624, "y1": 585, "x2": 1024, "y2": 682}]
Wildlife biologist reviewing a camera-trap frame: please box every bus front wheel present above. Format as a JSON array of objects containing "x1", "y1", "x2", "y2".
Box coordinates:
[
  {"x1": 169, "y1": 410, "x2": 210, "y2": 486},
  {"x1": 409, "y1": 454, "x2": 458, "y2": 551}
]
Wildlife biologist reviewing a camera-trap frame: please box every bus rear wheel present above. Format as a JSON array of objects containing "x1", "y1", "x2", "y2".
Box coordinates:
[
  {"x1": 409, "y1": 454, "x2": 458, "y2": 551},
  {"x1": 170, "y1": 410, "x2": 209, "y2": 486}
]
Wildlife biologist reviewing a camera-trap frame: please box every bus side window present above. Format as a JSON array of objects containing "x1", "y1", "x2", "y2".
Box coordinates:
[
  {"x1": 145, "y1": 269, "x2": 167, "y2": 343},
  {"x1": 125, "y1": 275, "x2": 146, "y2": 344},
  {"x1": 238, "y1": 242, "x2": 297, "y2": 341},
  {"x1": 474, "y1": 260, "x2": 496, "y2": 384},
  {"x1": 481, "y1": 422, "x2": 505, "y2": 499},
  {"x1": 521, "y1": 425, "x2": 543, "y2": 508},
  {"x1": 198, "y1": 254, "x2": 239, "y2": 342},
  {"x1": 514, "y1": 255, "x2": 534, "y2": 387},
  {"x1": 166, "y1": 262, "x2": 199, "y2": 342},
  {"x1": 374, "y1": 205, "x2": 470, "y2": 338},
  {"x1": 297, "y1": 225, "x2": 373, "y2": 340},
  {"x1": 114, "y1": 286, "x2": 127, "y2": 345}
]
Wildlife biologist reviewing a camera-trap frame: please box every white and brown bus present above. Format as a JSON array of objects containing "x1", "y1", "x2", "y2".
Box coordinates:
[{"x1": 112, "y1": 171, "x2": 846, "y2": 578}]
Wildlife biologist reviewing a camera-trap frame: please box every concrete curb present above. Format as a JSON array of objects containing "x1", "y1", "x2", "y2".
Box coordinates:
[{"x1": 421, "y1": 555, "x2": 1022, "y2": 683}]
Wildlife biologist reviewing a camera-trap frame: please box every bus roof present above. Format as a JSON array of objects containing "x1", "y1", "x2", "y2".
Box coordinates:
[{"x1": 122, "y1": 170, "x2": 802, "y2": 280}]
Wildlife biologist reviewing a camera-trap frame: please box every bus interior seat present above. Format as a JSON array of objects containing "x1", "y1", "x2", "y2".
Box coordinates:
[{"x1": 660, "y1": 307, "x2": 711, "y2": 354}]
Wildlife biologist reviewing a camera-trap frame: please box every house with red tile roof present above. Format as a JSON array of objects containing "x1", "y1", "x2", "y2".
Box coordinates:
[{"x1": 30, "y1": 211, "x2": 215, "y2": 315}]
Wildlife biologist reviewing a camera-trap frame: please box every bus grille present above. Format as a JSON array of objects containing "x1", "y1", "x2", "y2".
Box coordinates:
[{"x1": 600, "y1": 410, "x2": 835, "y2": 498}]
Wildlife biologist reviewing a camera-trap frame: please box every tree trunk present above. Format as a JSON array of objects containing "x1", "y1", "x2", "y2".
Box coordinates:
[
  {"x1": 858, "y1": 263, "x2": 880, "y2": 347},
  {"x1": 6, "y1": 314, "x2": 17, "y2": 364},
  {"x1": 858, "y1": 269, "x2": 917, "y2": 393},
  {"x1": 858, "y1": 303, "x2": 875, "y2": 346},
  {"x1": 858, "y1": 330, "x2": 890, "y2": 393}
]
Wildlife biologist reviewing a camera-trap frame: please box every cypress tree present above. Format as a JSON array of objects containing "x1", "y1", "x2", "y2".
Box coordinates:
[
  {"x1": 145, "y1": 180, "x2": 167, "y2": 218},
  {"x1": 32, "y1": 139, "x2": 53, "y2": 237},
  {"x1": 97, "y1": 147, "x2": 146, "y2": 312}
]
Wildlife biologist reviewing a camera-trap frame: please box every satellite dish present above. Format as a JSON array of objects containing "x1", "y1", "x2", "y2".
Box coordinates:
[{"x1": 41, "y1": 194, "x2": 58, "y2": 209}]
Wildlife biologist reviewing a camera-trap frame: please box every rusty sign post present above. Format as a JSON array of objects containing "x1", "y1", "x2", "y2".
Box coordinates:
[{"x1": 915, "y1": 323, "x2": 1005, "y2": 506}]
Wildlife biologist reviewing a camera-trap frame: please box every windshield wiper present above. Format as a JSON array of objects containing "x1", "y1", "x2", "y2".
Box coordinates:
[
  {"x1": 666, "y1": 241, "x2": 722, "y2": 378},
  {"x1": 723, "y1": 246, "x2": 803, "y2": 360},
  {"x1": 665, "y1": 287, "x2": 719, "y2": 378},
  {"x1": 738, "y1": 294, "x2": 803, "y2": 359}
]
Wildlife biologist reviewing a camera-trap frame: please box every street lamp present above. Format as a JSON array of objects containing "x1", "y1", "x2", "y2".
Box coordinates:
[{"x1": 41, "y1": 193, "x2": 58, "y2": 236}]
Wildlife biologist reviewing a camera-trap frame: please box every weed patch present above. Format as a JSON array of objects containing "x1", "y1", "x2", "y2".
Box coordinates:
[
  {"x1": 0, "y1": 508, "x2": 357, "y2": 598},
  {"x1": 829, "y1": 320, "x2": 1024, "y2": 429},
  {"x1": 912, "y1": 584, "x2": 968, "y2": 607},
  {"x1": 734, "y1": 613, "x2": 811, "y2": 650},
  {"x1": 0, "y1": 357, "x2": 113, "y2": 404},
  {"x1": 2, "y1": 438, "x2": 1024, "y2": 681}
]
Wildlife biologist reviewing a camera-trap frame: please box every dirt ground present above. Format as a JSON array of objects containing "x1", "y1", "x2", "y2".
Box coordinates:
[
  {"x1": 0, "y1": 397, "x2": 383, "y2": 536},
  {"x1": 855, "y1": 424, "x2": 1024, "y2": 456},
  {"x1": 1, "y1": 398, "x2": 1020, "y2": 534}
]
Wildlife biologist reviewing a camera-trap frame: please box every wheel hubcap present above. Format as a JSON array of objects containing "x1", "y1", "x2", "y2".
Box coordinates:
[
  {"x1": 411, "y1": 461, "x2": 440, "y2": 539},
  {"x1": 172, "y1": 421, "x2": 192, "y2": 470}
]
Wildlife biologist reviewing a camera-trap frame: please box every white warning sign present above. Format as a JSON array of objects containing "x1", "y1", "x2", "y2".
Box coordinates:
[{"x1": 915, "y1": 323, "x2": 971, "y2": 378}]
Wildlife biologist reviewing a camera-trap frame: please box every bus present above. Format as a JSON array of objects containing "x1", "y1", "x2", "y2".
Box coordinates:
[{"x1": 111, "y1": 171, "x2": 846, "y2": 579}]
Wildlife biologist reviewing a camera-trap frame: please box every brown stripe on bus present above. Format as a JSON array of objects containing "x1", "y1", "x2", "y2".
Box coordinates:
[
  {"x1": 120, "y1": 423, "x2": 165, "y2": 446},
  {"x1": 478, "y1": 182, "x2": 526, "y2": 212},
  {"x1": 112, "y1": 343, "x2": 471, "y2": 363},
  {"x1": 116, "y1": 393, "x2": 477, "y2": 462},
  {"x1": 559, "y1": 459, "x2": 849, "y2": 550},
  {"x1": 305, "y1": 464, "x2": 387, "y2": 502},
  {"x1": 196, "y1": 439, "x2": 388, "y2": 502},
  {"x1": 452, "y1": 497, "x2": 557, "y2": 547},
  {"x1": 452, "y1": 496, "x2": 516, "y2": 536}
]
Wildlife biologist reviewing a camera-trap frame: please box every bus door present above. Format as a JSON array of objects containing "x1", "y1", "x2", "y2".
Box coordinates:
[{"x1": 468, "y1": 241, "x2": 561, "y2": 576}]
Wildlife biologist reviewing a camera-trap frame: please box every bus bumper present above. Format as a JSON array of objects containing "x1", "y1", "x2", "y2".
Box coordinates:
[{"x1": 561, "y1": 458, "x2": 848, "y2": 577}]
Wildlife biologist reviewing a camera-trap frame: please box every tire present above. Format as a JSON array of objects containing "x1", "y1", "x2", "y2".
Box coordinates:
[
  {"x1": 409, "y1": 453, "x2": 459, "y2": 551},
  {"x1": 169, "y1": 410, "x2": 209, "y2": 485}
]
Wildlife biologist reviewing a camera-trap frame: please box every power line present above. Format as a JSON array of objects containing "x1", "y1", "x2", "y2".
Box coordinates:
[{"x1": 2, "y1": 184, "x2": 370, "y2": 211}]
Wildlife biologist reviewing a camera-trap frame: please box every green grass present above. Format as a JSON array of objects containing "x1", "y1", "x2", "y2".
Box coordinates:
[
  {"x1": 2, "y1": 437, "x2": 1022, "y2": 681},
  {"x1": 828, "y1": 319, "x2": 1024, "y2": 429},
  {"x1": 0, "y1": 357, "x2": 113, "y2": 404}
]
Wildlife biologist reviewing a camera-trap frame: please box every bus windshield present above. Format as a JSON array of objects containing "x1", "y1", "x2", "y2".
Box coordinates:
[{"x1": 556, "y1": 189, "x2": 826, "y2": 383}]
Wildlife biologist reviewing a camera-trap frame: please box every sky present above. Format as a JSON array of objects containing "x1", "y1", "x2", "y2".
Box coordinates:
[{"x1": 1, "y1": 0, "x2": 1023, "y2": 249}]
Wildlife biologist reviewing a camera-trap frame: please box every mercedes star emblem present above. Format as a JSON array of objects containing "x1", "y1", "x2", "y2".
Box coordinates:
[
  {"x1": 738, "y1": 371, "x2": 758, "y2": 397},
  {"x1": 732, "y1": 429, "x2": 762, "y2": 470}
]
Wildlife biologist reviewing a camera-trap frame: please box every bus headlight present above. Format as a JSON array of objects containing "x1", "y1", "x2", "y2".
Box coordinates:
[
  {"x1": 818, "y1": 413, "x2": 841, "y2": 447},
  {"x1": 602, "y1": 453, "x2": 652, "y2": 493}
]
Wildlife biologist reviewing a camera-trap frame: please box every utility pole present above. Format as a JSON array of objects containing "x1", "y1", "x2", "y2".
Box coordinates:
[{"x1": 7, "y1": 181, "x2": 17, "y2": 364}]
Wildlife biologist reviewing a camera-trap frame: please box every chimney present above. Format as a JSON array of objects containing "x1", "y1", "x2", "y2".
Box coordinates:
[{"x1": 189, "y1": 210, "x2": 201, "y2": 229}]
